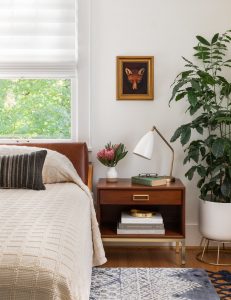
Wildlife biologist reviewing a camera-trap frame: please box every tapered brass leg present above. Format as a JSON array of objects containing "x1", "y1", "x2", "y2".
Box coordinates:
[
  {"x1": 200, "y1": 237, "x2": 205, "y2": 247},
  {"x1": 217, "y1": 243, "x2": 220, "y2": 265},
  {"x1": 206, "y1": 240, "x2": 210, "y2": 251},
  {"x1": 176, "y1": 242, "x2": 180, "y2": 253},
  {"x1": 201, "y1": 238, "x2": 209, "y2": 261},
  {"x1": 181, "y1": 240, "x2": 186, "y2": 265}
]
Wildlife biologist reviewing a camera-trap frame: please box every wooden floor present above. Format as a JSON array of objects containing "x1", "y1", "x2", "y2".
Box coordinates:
[{"x1": 102, "y1": 247, "x2": 231, "y2": 272}]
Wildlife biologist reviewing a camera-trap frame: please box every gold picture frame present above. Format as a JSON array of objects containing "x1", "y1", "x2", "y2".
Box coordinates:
[{"x1": 116, "y1": 56, "x2": 154, "y2": 100}]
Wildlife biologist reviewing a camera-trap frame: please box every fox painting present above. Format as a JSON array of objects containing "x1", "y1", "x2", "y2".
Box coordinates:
[
  {"x1": 122, "y1": 62, "x2": 148, "y2": 95},
  {"x1": 125, "y1": 67, "x2": 145, "y2": 90}
]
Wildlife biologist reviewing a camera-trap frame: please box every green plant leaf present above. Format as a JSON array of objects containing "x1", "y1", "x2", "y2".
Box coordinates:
[
  {"x1": 212, "y1": 165, "x2": 223, "y2": 176},
  {"x1": 191, "y1": 149, "x2": 200, "y2": 163},
  {"x1": 211, "y1": 138, "x2": 226, "y2": 158},
  {"x1": 211, "y1": 33, "x2": 219, "y2": 44},
  {"x1": 188, "y1": 90, "x2": 197, "y2": 107},
  {"x1": 183, "y1": 156, "x2": 189, "y2": 165},
  {"x1": 196, "y1": 126, "x2": 203, "y2": 134},
  {"x1": 190, "y1": 104, "x2": 201, "y2": 115},
  {"x1": 229, "y1": 167, "x2": 231, "y2": 178},
  {"x1": 200, "y1": 184, "x2": 209, "y2": 200},
  {"x1": 197, "y1": 165, "x2": 207, "y2": 177},
  {"x1": 215, "y1": 116, "x2": 231, "y2": 123},
  {"x1": 194, "y1": 53, "x2": 210, "y2": 60},
  {"x1": 196, "y1": 35, "x2": 211, "y2": 46},
  {"x1": 175, "y1": 92, "x2": 186, "y2": 101},
  {"x1": 221, "y1": 177, "x2": 231, "y2": 197},
  {"x1": 197, "y1": 71, "x2": 216, "y2": 85},
  {"x1": 182, "y1": 56, "x2": 193, "y2": 65},
  {"x1": 200, "y1": 147, "x2": 206, "y2": 157},
  {"x1": 217, "y1": 42, "x2": 227, "y2": 48},
  {"x1": 169, "y1": 81, "x2": 186, "y2": 102},
  {"x1": 185, "y1": 166, "x2": 197, "y2": 180},
  {"x1": 170, "y1": 126, "x2": 182, "y2": 142},
  {"x1": 186, "y1": 142, "x2": 201, "y2": 163},
  {"x1": 197, "y1": 178, "x2": 205, "y2": 188},
  {"x1": 191, "y1": 80, "x2": 200, "y2": 91},
  {"x1": 212, "y1": 55, "x2": 222, "y2": 60},
  {"x1": 181, "y1": 70, "x2": 193, "y2": 79},
  {"x1": 180, "y1": 126, "x2": 191, "y2": 145},
  {"x1": 193, "y1": 46, "x2": 210, "y2": 51}
]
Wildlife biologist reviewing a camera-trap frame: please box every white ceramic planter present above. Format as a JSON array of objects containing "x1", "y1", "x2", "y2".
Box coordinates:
[
  {"x1": 199, "y1": 198, "x2": 231, "y2": 241},
  {"x1": 106, "y1": 167, "x2": 118, "y2": 182}
]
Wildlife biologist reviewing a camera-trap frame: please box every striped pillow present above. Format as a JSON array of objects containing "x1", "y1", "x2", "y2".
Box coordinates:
[{"x1": 0, "y1": 150, "x2": 47, "y2": 190}]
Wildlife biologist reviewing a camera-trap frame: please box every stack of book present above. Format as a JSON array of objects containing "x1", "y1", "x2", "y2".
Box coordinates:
[
  {"x1": 117, "y1": 211, "x2": 165, "y2": 235},
  {"x1": 131, "y1": 176, "x2": 167, "y2": 187}
]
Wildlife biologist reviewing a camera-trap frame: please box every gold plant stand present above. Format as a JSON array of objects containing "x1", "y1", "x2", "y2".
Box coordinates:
[{"x1": 196, "y1": 237, "x2": 231, "y2": 266}]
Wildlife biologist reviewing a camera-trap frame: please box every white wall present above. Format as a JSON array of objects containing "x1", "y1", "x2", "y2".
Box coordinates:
[{"x1": 90, "y1": 0, "x2": 231, "y2": 245}]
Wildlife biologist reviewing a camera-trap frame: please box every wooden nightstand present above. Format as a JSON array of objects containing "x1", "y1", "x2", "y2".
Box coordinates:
[{"x1": 96, "y1": 178, "x2": 186, "y2": 265}]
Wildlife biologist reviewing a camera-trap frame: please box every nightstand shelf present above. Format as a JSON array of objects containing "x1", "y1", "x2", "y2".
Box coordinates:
[
  {"x1": 96, "y1": 178, "x2": 186, "y2": 264},
  {"x1": 100, "y1": 224, "x2": 183, "y2": 239}
]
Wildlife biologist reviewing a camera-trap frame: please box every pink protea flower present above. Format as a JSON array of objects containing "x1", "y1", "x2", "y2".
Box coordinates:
[
  {"x1": 97, "y1": 149, "x2": 106, "y2": 159},
  {"x1": 105, "y1": 149, "x2": 115, "y2": 160}
]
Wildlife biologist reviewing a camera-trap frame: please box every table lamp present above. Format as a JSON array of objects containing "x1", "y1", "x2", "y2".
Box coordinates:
[{"x1": 133, "y1": 126, "x2": 175, "y2": 183}]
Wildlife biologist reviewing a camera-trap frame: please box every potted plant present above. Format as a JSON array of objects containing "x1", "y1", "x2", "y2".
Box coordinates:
[
  {"x1": 97, "y1": 142, "x2": 128, "y2": 182},
  {"x1": 170, "y1": 30, "x2": 231, "y2": 240}
]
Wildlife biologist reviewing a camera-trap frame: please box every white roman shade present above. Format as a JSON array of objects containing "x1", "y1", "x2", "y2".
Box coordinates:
[{"x1": 0, "y1": 0, "x2": 77, "y2": 77}]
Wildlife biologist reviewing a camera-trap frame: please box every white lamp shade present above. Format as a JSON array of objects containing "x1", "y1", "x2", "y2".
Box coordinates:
[{"x1": 133, "y1": 131, "x2": 154, "y2": 160}]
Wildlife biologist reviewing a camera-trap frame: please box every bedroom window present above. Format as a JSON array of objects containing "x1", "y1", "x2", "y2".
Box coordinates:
[
  {"x1": 0, "y1": 79, "x2": 72, "y2": 139},
  {"x1": 0, "y1": 0, "x2": 78, "y2": 142}
]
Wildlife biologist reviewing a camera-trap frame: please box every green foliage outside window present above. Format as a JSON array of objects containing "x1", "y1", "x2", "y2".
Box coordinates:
[{"x1": 0, "y1": 79, "x2": 71, "y2": 139}]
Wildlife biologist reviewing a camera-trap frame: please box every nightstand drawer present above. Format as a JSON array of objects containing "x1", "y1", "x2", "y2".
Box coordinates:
[{"x1": 100, "y1": 190, "x2": 182, "y2": 205}]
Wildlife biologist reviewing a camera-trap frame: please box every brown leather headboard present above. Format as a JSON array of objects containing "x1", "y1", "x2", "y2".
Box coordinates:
[{"x1": 7, "y1": 143, "x2": 89, "y2": 185}]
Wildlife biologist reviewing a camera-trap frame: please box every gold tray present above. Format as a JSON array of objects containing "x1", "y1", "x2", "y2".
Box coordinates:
[{"x1": 129, "y1": 209, "x2": 155, "y2": 218}]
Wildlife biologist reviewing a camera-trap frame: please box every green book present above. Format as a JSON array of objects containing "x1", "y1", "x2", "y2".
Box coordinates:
[{"x1": 131, "y1": 176, "x2": 167, "y2": 187}]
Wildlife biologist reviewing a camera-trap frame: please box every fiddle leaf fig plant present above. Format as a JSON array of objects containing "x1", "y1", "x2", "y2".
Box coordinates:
[{"x1": 169, "y1": 30, "x2": 231, "y2": 203}]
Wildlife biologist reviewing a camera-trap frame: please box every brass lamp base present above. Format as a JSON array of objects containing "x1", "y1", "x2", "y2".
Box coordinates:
[
  {"x1": 160, "y1": 176, "x2": 175, "y2": 183},
  {"x1": 166, "y1": 176, "x2": 175, "y2": 183}
]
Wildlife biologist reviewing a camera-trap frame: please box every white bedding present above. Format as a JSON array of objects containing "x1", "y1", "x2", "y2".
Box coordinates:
[{"x1": 0, "y1": 146, "x2": 106, "y2": 300}]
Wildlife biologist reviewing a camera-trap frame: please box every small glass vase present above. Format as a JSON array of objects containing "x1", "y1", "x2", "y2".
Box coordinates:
[{"x1": 106, "y1": 166, "x2": 118, "y2": 182}]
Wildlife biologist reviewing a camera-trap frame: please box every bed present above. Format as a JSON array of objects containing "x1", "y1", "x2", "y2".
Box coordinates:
[{"x1": 0, "y1": 143, "x2": 106, "y2": 300}]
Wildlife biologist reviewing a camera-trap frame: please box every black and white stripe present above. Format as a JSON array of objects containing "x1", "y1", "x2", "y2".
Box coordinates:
[{"x1": 0, "y1": 150, "x2": 47, "y2": 190}]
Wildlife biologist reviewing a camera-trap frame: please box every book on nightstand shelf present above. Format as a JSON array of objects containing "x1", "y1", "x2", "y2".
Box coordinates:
[
  {"x1": 131, "y1": 176, "x2": 167, "y2": 187},
  {"x1": 118, "y1": 223, "x2": 164, "y2": 230},
  {"x1": 117, "y1": 223, "x2": 165, "y2": 234}
]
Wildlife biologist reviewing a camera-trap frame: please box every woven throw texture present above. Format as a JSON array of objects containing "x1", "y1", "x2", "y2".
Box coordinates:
[{"x1": 0, "y1": 183, "x2": 100, "y2": 300}]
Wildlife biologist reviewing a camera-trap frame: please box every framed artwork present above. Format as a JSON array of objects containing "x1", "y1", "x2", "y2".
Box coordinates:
[{"x1": 116, "y1": 56, "x2": 154, "y2": 100}]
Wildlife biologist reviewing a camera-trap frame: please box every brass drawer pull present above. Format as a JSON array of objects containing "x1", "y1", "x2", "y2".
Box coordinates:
[{"x1": 132, "y1": 194, "x2": 149, "y2": 201}]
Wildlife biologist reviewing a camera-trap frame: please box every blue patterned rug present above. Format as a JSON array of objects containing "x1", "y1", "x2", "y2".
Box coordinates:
[
  {"x1": 90, "y1": 268, "x2": 219, "y2": 300},
  {"x1": 208, "y1": 270, "x2": 231, "y2": 300}
]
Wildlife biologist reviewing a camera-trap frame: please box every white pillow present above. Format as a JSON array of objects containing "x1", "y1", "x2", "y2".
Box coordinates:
[{"x1": 0, "y1": 145, "x2": 81, "y2": 184}]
